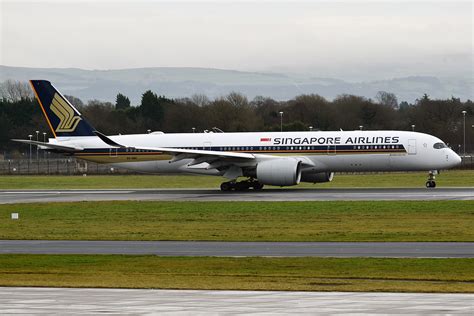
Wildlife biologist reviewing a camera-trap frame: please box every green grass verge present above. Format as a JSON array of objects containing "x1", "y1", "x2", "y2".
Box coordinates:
[
  {"x1": 1, "y1": 201, "x2": 473, "y2": 241},
  {"x1": 0, "y1": 255, "x2": 473, "y2": 293},
  {"x1": 1, "y1": 170, "x2": 473, "y2": 189}
]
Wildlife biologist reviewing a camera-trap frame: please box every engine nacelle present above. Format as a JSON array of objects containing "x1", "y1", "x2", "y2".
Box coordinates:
[
  {"x1": 300, "y1": 171, "x2": 334, "y2": 183},
  {"x1": 256, "y1": 158, "x2": 302, "y2": 186}
]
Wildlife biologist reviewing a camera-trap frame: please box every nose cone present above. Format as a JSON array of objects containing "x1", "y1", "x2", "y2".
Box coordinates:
[{"x1": 450, "y1": 151, "x2": 462, "y2": 167}]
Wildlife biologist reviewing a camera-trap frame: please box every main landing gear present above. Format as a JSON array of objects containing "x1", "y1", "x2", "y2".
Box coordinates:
[
  {"x1": 220, "y1": 179, "x2": 264, "y2": 192},
  {"x1": 426, "y1": 170, "x2": 437, "y2": 188}
]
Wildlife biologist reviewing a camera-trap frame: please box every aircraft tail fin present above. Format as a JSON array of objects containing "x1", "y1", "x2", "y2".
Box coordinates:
[{"x1": 29, "y1": 80, "x2": 96, "y2": 137}]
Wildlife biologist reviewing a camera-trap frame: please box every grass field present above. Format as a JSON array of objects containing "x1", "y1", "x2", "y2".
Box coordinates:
[
  {"x1": 0, "y1": 255, "x2": 472, "y2": 293},
  {"x1": 1, "y1": 200, "x2": 473, "y2": 241},
  {"x1": 1, "y1": 170, "x2": 473, "y2": 189}
]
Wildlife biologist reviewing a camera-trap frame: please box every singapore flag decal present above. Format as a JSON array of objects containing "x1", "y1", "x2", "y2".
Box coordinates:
[{"x1": 260, "y1": 137, "x2": 271, "y2": 142}]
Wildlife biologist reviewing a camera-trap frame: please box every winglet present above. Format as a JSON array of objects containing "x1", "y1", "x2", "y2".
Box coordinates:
[{"x1": 93, "y1": 131, "x2": 126, "y2": 148}]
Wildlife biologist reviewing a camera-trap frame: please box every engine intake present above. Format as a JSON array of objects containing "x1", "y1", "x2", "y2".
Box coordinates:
[{"x1": 256, "y1": 158, "x2": 302, "y2": 186}]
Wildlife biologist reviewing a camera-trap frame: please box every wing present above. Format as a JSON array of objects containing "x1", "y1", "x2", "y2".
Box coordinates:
[{"x1": 94, "y1": 131, "x2": 256, "y2": 172}]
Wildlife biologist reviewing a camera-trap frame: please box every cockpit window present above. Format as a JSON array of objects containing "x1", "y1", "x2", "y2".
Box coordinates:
[{"x1": 433, "y1": 142, "x2": 447, "y2": 149}]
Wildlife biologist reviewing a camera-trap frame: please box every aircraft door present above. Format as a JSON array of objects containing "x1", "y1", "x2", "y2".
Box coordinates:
[
  {"x1": 109, "y1": 148, "x2": 118, "y2": 157},
  {"x1": 408, "y1": 139, "x2": 417, "y2": 155}
]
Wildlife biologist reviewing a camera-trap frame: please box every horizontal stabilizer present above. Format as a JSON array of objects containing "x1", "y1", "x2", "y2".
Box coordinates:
[{"x1": 11, "y1": 139, "x2": 82, "y2": 152}]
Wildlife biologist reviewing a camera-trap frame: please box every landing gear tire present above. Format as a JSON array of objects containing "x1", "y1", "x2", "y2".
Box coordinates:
[
  {"x1": 220, "y1": 179, "x2": 264, "y2": 192},
  {"x1": 251, "y1": 182, "x2": 264, "y2": 190},
  {"x1": 426, "y1": 170, "x2": 437, "y2": 189},
  {"x1": 220, "y1": 182, "x2": 233, "y2": 192},
  {"x1": 235, "y1": 181, "x2": 250, "y2": 191},
  {"x1": 426, "y1": 180, "x2": 436, "y2": 188}
]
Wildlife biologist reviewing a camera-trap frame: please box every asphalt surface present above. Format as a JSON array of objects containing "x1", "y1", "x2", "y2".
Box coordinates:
[
  {"x1": 2, "y1": 287, "x2": 473, "y2": 314},
  {"x1": 1, "y1": 240, "x2": 474, "y2": 258},
  {"x1": 1, "y1": 187, "x2": 473, "y2": 203}
]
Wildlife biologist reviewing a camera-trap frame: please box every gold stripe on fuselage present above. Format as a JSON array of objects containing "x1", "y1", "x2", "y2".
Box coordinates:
[
  {"x1": 74, "y1": 149, "x2": 406, "y2": 164},
  {"x1": 74, "y1": 153, "x2": 172, "y2": 163}
]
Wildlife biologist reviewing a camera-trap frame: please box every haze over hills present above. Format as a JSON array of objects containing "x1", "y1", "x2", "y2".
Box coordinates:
[{"x1": 0, "y1": 65, "x2": 471, "y2": 105}]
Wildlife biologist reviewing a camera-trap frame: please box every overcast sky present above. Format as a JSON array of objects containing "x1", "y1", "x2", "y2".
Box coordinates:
[{"x1": 1, "y1": 0, "x2": 472, "y2": 80}]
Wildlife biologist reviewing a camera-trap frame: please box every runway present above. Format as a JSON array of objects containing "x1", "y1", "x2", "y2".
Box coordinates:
[
  {"x1": 1, "y1": 187, "x2": 473, "y2": 203},
  {"x1": 1, "y1": 287, "x2": 473, "y2": 314},
  {"x1": 2, "y1": 240, "x2": 474, "y2": 257}
]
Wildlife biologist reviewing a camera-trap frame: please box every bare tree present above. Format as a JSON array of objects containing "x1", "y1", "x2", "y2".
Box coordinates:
[
  {"x1": 376, "y1": 91, "x2": 398, "y2": 109},
  {"x1": 0, "y1": 80, "x2": 33, "y2": 101},
  {"x1": 226, "y1": 92, "x2": 248, "y2": 107},
  {"x1": 64, "y1": 95, "x2": 84, "y2": 109},
  {"x1": 190, "y1": 94, "x2": 210, "y2": 107}
]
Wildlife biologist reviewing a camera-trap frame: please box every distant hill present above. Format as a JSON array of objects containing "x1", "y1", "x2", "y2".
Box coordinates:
[{"x1": 1, "y1": 65, "x2": 471, "y2": 104}]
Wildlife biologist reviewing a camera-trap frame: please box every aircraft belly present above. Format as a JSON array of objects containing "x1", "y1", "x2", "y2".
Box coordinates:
[{"x1": 313, "y1": 154, "x2": 392, "y2": 172}]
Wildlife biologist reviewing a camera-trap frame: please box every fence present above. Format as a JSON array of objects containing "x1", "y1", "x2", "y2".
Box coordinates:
[
  {"x1": 0, "y1": 156, "x2": 472, "y2": 176},
  {"x1": 0, "y1": 159, "x2": 137, "y2": 175}
]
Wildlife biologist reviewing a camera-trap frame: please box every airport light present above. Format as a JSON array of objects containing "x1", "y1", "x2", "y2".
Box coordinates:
[
  {"x1": 28, "y1": 134, "x2": 32, "y2": 163},
  {"x1": 309, "y1": 126, "x2": 313, "y2": 131},
  {"x1": 192, "y1": 127, "x2": 196, "y2": 133},
  {"x1": 147, "y1": 129, "x2": 151, "y2": 134},
  {"x1": 359, "y1": 125, "x2": 363, "y2": 131},
  {"x1": 411, "y1": 124, "x2": 415, "y2": 132},
  {"x1": 35, "y1": 130, "x2": 39, "y2": 161},
  {"x1": 462, "y1": 111, "x2": 467, "y2": 157},
  {"x1": 279, "y1": 111, "x2": 284, "y2": 132}
]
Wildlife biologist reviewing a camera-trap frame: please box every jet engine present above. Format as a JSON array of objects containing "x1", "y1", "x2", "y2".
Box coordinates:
[
  {"x1": 300, "y1": 171, "x2": 334, "y2": 183},
  {"x1": 256, "y1": 158, "x2": 302, "y2": 186}
]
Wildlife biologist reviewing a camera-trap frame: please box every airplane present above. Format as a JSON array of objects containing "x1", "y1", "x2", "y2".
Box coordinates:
[{"x1": 13, "y1": 80, "x2": 462, "y2": 191}]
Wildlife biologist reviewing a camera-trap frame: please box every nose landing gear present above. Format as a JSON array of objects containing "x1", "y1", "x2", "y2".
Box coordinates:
[
  {"x1": 220, "y1": 179, "x2": 264, "y2": 191},
  {"x1": 425, "y1": 170, "x2": 437, "y2": 188}
]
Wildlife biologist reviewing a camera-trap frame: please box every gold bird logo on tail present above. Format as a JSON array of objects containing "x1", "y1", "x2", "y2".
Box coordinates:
[{"x1": 50, "y1": 93, "x2": 82, "y2": 132}]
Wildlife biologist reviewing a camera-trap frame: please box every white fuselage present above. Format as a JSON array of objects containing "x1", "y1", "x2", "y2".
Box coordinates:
[{"x1": 50, "y1": 130, "x2": 461, "y2": 176}]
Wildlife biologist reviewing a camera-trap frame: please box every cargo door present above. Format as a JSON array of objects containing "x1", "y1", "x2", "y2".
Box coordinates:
[
  {"x1": 203, "y1": 142, "x2": 212, "y2": 151},
  {"x1": 327, "y1": 145, "x2": 337, "y2": 155}
]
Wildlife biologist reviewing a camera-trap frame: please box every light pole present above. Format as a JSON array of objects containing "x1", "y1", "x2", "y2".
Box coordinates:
[
  {"x1": 279, "y1": 111, "x2": 283, "y2": 132},
  {"x1": 28, "y1": 134, "x2": 32, "y2": 163},
  {"x1": 462, "y1": 111, "x2": 467, "y2": 157},
  {"x1": 43, "y1": 132, "x2": 47, "y2": 160},
  {"x1": 35, "y1": 130, "x2": 39, "y2": 161},
  {"x1": 411, "y1": 124, "x2": 415, "y2": 132},
  {"x1": 309, "y1": 126, "x2": 313, "y2": 131}
]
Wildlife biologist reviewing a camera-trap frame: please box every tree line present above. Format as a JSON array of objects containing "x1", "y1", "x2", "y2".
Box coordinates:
[{"x1": 0, "y1": 80, "x2": 472, "y2": 157}]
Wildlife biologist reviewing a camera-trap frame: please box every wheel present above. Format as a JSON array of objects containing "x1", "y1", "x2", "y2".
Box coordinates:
[
  {"x1": 252, "y1": 182, "x2": 264, "y2": 190},
  {"x1": 235, "y1": 181, "x2": 250, "y2": 191},
  {"x1": 425, "y1": 180, "x2": 436, "y2": 188},
  {"x1": 220, "y1": 182, "x2": 232, "y2": 191}
]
